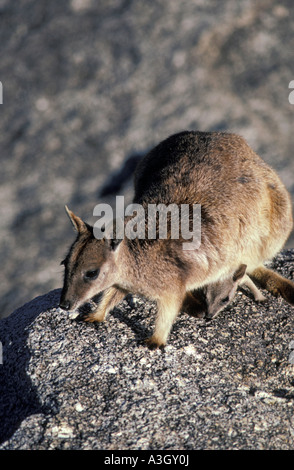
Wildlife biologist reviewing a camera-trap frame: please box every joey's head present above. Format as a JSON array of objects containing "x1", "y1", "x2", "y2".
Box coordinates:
[
  {"x1": 59, "y1": 207, "x2": 121, "y2": 312},
  {"x1": 204, "y1": 264, "x2": 247, "y2": 320}
]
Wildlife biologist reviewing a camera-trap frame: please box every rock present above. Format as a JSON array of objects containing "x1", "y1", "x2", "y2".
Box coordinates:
[
  {"x1": 1, "y1": 0, "x2": 294, "y2": 319},
  {"x1": 1, "y1": 251, "x2": 294, "y2": 450}
]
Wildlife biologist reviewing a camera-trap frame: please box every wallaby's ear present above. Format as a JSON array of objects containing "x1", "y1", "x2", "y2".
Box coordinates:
[
  {"x1": 233, "y1": 264, "x2": 247, "y2": 282},
  {"x1": 65, "y1": 206, "x2": 90, "y2": 234}
]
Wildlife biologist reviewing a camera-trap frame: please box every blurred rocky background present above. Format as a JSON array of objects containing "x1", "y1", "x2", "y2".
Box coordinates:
[{"x1": 0, "y1": 0, "x2": 294, "y2": 319}]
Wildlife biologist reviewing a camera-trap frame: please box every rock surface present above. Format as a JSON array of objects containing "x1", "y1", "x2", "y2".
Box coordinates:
[
  {"x1": 1, "y1": 250, "x2": 294, "y2": 450},
  {"x1": 1, "y1": 0, "x2": 294, "y2": 319}
]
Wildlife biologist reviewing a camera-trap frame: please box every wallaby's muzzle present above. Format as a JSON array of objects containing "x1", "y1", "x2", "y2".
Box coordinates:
[
  {"x1": 59, "y1": 288, "x2": 76, "y2": 311},
  {"x1": 59, "y1": 298, "x2": 72, "y2": 311}
]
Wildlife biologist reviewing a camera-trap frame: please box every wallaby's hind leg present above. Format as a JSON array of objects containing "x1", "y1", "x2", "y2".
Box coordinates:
[
  {"x1": 249, "y1": 266, "x2": 294, "y2": 305},
  {"x1": 83, "y1": 286, "x2": 127, "y2": 322}
]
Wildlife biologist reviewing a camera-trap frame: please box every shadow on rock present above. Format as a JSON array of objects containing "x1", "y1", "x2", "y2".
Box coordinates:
[{"x1": 0, "y1": 289, "x2": 61, "y2": 444}]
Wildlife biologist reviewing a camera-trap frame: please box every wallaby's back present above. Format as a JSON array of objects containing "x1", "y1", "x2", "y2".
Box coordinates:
[{"x1": 134, "y1": 131, "x2": 293, "y2": 284}]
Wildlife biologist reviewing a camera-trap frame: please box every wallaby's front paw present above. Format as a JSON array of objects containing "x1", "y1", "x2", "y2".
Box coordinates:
[
  {"x1": 145, "y1": 335, "x2": 166, "y2": 350},
  {"x1": 82, "y1": 311, "x2": 106, "y2": 323}
]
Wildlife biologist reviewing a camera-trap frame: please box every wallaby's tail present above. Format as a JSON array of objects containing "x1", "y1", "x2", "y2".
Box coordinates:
[{"x1": 249, "y1": 266, "x2": 294, "y2": 306}]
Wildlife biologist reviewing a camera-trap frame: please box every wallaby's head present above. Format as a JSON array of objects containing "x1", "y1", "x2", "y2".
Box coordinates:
[
  {"x1": 204, "y1": 264, "x2": 247, "y2": 320},
  {"x1": 59, "y1": 207, "x2": 119, "y2": 312}
]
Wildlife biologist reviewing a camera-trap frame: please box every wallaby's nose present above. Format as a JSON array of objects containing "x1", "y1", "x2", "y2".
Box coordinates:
[{"x1": 59, "y1": 299, "x2": 71, "y2": 311}]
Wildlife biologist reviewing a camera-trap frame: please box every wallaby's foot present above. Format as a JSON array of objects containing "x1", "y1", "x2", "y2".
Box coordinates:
[
  {"x1": 258, "y1": 293, "x2": 267, "y2": 301},
  {"x1": 82, "y1": 287, "x2": 127, "y2": 323},
  {"x1": 252, "y1": 290, "x2": 267, "y2": 302},
  {"x1": 82, "y1": 309, "x2": 106, "y2": 323},
  {"x1": 145, "y1": 335, "x2": 166, "y2": 350}
]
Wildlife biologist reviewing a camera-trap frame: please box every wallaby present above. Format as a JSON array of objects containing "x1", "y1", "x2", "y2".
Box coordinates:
[
  {"x1": 60, "y1": 131, "x2": 294, "y2": 347},
  {"x1": 181, "y1": 263, "x2": 265, "y2": 320},
  {"x1": 202, "y1": 264, "x2": 266, "y2": 320}
]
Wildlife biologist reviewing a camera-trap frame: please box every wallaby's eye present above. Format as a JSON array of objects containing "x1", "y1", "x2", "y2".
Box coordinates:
[
  {"x1": 84, "y1": 269, "x2": 99, "y2": 281},
  {"x1": 221, "y1": 296, "x2": 229, "y2": 304}
]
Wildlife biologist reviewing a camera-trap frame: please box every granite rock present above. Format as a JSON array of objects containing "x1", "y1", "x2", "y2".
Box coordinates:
[{"x1": 0, "y1": 251, "x2": 294, "y2": 450}]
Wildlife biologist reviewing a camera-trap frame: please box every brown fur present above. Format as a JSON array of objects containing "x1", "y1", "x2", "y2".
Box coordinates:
[
  {"x1": 182, "y1": 264, "x2": 266, "y2": 320},
  {"x1": 249, "y1": 266, "x2": 294, "y2": 305},
  {"x1": 60, "y1": 131, "x2": 293, "y2": 347}
]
